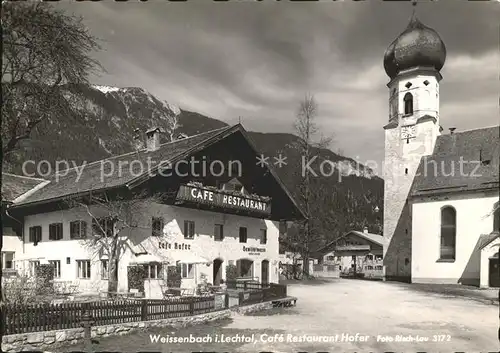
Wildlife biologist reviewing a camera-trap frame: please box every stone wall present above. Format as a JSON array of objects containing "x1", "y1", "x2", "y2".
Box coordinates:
[
  {"x1": 1, "y1": 310, "x2": 230, "y2": 353},
  {"x1": 1, "y1": 300, "x2": 279, "y2": 352}
]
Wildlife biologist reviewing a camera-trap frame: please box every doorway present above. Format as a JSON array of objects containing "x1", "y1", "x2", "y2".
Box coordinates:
[
  {"x1": 261, "y1": 260, "x2": 269, "y2": 285},
  {"x1": 489, "y1": 256, "x2": 500, "y2": 288},
  {"x1": 213, "y1": 258, "x2": 223, "y2": 286}
]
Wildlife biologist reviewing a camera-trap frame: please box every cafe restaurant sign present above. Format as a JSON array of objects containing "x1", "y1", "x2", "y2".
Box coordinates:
[{"x1": 176, "y1": 185, "x2": 271, "y2": 215}]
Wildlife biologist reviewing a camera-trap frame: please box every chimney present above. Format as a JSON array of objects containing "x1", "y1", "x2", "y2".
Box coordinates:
[
  {"x1": 146, "y1": 127, "x2": 162, "y2": 152},
  {"x1": 449, "y1": 127, "x2": 456, "y2": 135},
  {"x1": 363, "y1": 226, "x2": 368, "y2": 234}
]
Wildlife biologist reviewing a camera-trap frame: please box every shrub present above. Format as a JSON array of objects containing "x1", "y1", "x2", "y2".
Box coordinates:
[
  {"x1": 1, "y1": 275, "x2": 52, "y2": 305},
  {"x1": 127, "y1": 265, "x2": 146, "y2": 293},
  {"x1": 167, "y1": 265, "x2": 182, "y2": 288}
]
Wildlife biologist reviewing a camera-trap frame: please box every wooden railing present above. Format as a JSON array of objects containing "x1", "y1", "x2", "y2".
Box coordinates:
[{"x1": 1, "y1": 296, "x2": 216, "y2": 335}]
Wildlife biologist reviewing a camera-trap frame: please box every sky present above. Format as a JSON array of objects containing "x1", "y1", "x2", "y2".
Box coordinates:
[{"x1": 57, "y1": 0, "x2": 499, "y2": 172}]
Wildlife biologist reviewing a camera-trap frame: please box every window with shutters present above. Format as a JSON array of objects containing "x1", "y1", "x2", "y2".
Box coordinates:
[
  {"x1": 28, "y1": 226, "x2": 42, "y2": 243},
  {"x1": 70, "y1": 220, "x2": 87, "y2": 239},
  {"x1": 49, "y1": 223, "x2": 63, "y2": 241}
]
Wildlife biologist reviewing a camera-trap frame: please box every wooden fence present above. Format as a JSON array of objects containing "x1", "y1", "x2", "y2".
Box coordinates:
[
  {"x1": 2, "y1": 283, "x2": 289, "y2": 335},
  {"x1": 1, "y1": 296, "x2": 216, "y2": 335}
]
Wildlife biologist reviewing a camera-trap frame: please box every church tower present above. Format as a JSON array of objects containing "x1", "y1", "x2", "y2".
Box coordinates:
[{"x1": 382, "y1": 9, "x2": 446, "y2": 281}]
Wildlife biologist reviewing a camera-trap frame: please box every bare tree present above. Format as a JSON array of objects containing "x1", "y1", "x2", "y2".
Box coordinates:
[
  {"x1": 289, "y1": 94, "x2": 334, "y2": 277},
  {"x1": 2, "y1": 1, "x2": 102, "y2": 156},
  {"x1": 66, "y1": 191, "x2": 172, "y2": 297}
]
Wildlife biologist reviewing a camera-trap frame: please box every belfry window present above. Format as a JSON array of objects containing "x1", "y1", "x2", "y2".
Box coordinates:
[
  {"x1": 440, "y1": 206, "x2": 456, "y2": 261},
  {"x1": 403, "y1": 93, "x2": 413, "y2": 115}
]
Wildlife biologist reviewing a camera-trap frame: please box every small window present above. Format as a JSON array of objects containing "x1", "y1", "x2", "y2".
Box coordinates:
[
  {"x1": 239, "y1": 227, "x2": 247, "y2": 243},
  {"x1": 375, "y1": 265, "x2": 383, "y2": 270},
  {"x1": 49, "y1": 223, "x2": 63, "y2": 241},
  {"x1": 77, "y1": 260, "x2": 91, "y2": 279},
  {"x1": 405, "y1": 168, "x2": 408, "y2": 175},
  {"x1": 214, "y1": 224, "x2": 224, "y2": 241},
  {"x1": 1, "y1": 252, "x2": 15, "y2": 269},
  {"x1": 144, "y1": 263, "x2": 162, "y2": 279},
  {"x1": 70, "y1": 220, "x2": 87, "y2": 239},
  {"x1": 260, "y1": 229, "x2": 267, "y2": 245},
  {"x1": 152, "y1": 217, "x2": 164, "y2": 237},
  {"x1": 183, "y1": 220, "x2": 195, "y2": 239},
  {"x1": 28, "y1": 226, "x2": 42, "y2": 243},
  {"x1": 404, "y1": 258, "x2": 410, "y2": 266},
  {"x1": 365, "y1": 265, "x2": 373, "y2": 270},
  {"x1": 92, "y1": 218, "x2": 114, "y2": 238},
  {"x1": 405, "y1": 82, "x2": 412, "y2": 88},
  {"x1": 181, "y1": 263, "x2": 194, "y2": 279},
  {"x1": 423, "y1": 80, "x2": 430, "y2": 86},
  {"x1": 49, "y1": 260, "x2": 61, "y2": 278},
  {"x1": 29, "y1": 260, "x2": 40, "y2": 277},
  {"x1": 101, "y1": 259, "x2": 109, "y2": 280},
  {"x1": 403, "y1": 92, "x2": 413, "y2": 115}
]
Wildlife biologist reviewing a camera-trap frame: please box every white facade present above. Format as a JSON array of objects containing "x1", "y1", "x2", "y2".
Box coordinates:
[
  {"x1": 16, "y1": 202, "x2": 280, "y2": 298},
  {"x1": 1, "y1": 227, "x2": 23, "y2": 275},
  {"x1": 412, "y1": 190, "x2": 499, "y2": 286},
  {"x1": 383, "y1": 69, "x2": 442, "y2": 280}
]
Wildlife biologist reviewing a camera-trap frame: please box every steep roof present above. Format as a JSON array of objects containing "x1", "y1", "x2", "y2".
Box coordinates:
[
  {"x1": 11, "y1": 124, "x2": 305, "y2": 220},
  {"x1": 314, "y1": 229, "x2": 387, "y2": 255},
  {"x1": 1, "y1": 173, "x2": 48, "y2": 203},
  {"x1": 478, "y1": 231, "x2": 500, "y2": 250},
  {"x1": 411, "y1": 126, "x2": 499, "y2": 197},
  {"x1": 16, "y1": 126, "x2": 232, "y2": 205},
  {"x1": 348, "y1": 230, "x2": 388, "y2": 247}
]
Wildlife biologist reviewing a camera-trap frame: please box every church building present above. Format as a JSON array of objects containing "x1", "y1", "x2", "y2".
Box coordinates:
[{"x1": 382, "y1": 12, "x2": 499, "y2": 287}]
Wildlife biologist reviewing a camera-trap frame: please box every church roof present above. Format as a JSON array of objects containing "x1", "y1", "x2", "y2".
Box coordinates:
[
  {"x1": 478, "y1": 231, "x2": 500, "y2": 251},
  {"x1": 411, "y1": 126, "x2": 500, "y2": 197}
]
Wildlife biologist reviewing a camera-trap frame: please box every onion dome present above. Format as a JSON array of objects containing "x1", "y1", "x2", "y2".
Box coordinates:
[{"x1": 383, "y1": 14, "x2": 446, "y2": 79}]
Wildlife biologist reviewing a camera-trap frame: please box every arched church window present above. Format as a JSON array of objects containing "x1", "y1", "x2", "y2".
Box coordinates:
[
  {"x1": 404, "y1": 93, "x2": 413, "y2": 115},
  {"x1": 440, "y1": 206, "x2": 456, "y2": 260},
  {"x1": 494, "y1": 202, "x2": 499, "y2": 232}
]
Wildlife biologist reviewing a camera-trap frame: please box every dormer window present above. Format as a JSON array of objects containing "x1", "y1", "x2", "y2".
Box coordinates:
[
  {"x1": 223, "y1": 178, "x2": 245, "y2": 193},
  {"x1": 403, "y1": 93, "x2": 413, "y2": 116}
]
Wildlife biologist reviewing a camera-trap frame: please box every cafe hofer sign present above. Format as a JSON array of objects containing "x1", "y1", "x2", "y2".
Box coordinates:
[{"x1": 176, "y1": 185, "x2": 271, "y2": 215}]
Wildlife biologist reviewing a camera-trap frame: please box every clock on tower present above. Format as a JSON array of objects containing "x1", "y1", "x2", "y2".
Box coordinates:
[{"x1": 401, "y1": 125, "x2": 416, "y2": 139}]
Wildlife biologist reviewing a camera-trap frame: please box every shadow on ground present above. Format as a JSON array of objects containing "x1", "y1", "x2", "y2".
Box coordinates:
[{"x1": 389, "y1": 281, "x2": 499, "y2": 304}]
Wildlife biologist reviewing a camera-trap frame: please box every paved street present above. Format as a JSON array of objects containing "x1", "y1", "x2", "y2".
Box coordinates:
[{"x1": 61, "y1": 279, "x2": 498, "y2": 352}]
